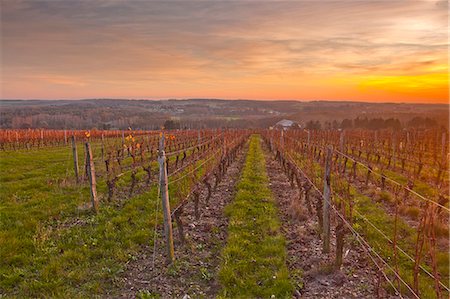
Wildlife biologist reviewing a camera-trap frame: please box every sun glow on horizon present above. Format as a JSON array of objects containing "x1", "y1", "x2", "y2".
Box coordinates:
[{"x1": 1, "y1": 1, "x2": 448, "y2": 103}]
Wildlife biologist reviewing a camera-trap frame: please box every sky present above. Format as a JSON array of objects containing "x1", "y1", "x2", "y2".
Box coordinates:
[{"x1": 0, "y1": 0, "x2": 448, "y2": 103}]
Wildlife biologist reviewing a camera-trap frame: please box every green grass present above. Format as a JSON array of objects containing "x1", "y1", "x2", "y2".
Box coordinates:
[
  {"x1": 0, "y1": 143, "x2": 160, "y2": 297},
  {"x1": 0, "y1": 139, "x2": 218, "y2": 297},
  {"x1": 219, "y1": 135, "x2": 293, "y2": 298},
  {"x1": 356, "y1": 150, "x2": 447, "y2": 201}
]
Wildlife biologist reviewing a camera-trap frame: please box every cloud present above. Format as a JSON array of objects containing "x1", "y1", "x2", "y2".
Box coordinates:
[{"x1": 0, "y1": 0, "x2": 447, "y2": 102}]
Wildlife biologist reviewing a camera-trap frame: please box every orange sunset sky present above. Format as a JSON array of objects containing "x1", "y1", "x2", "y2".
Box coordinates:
[{"x1": 0, "y1": 0, "x2": 448, "y2": 103}]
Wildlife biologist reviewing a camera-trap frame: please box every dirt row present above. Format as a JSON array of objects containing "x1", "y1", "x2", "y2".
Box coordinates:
[
  {"x1": 263, "y1": 142, "x2": 396, "y2": 299},
  {"x1": 114, "y1": 143, "x2": 248, "y2": 298}
]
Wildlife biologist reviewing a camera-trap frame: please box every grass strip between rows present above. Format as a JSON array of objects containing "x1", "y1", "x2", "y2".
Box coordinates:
[{"x1": 219, "y1": 135, "x2": 293, "y2": 298}]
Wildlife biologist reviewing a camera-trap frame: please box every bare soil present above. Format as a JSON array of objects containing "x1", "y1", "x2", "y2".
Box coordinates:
[
  {"x1": 113, "y1": 144, "x2": 248, "y2": 298},
  {"x1": 263, "y1": 145, "x2": 396, "y2": 299}
]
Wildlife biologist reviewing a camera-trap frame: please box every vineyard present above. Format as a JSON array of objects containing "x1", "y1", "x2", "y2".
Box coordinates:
[
  {"x1": 0, "y1": 128, "x2": 448, "y2": 298},
  {"x1": 265, "y1": 129, "x2": 449, "y2": 299}
]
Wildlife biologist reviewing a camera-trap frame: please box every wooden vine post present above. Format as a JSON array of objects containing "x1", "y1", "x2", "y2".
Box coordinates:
[
  {"x1": 392, "y1": 131, "x2": 396, "y2": 170},
  {"x1": 158, "y1": 132, "x2": 175, "y2": 263},
  {"x1": 221, "y1": 128, "x2": 226, "y2": 156},
  {"x1": 339, "y1": 130, "x2": 345, "y2": 171},
  {"x1": 85, "y1": 141, "x2": 98, "y2": 212},
  {"x1": 71, "y1": 135, "x2": 79, "y2": 183},
  {"x1": 323, "y1": 146, "x2": 332, "y2": 253},
  {"x1": 269, "y1": 129, "x2": 273, "y2": 151},
  {"x1": 340, "y1": 130, "x2": 345, "y2": 153},
  {"x1": 101, "y1": 133, "x2": 105, "y2": 164}
]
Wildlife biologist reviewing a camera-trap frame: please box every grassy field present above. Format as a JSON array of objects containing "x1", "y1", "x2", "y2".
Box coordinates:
[
  {"x1": 0, "y1": 140, "x2": 216, "y2": 297},
  {"x1": 0, "y1": 143, "x2": 157, "y2": 297},
  {"x1": 219, "y1": 135, "x2": 293, "y2": 298}
]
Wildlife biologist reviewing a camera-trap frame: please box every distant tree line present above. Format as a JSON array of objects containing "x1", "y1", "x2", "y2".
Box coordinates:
[
  {"x1": 0, "y1": 99, "x2": 446, "y2": 130},
  {"x1": 305, "y1": 116, "x2": 440, "y2": 131},
  {"x1": 406, "y1": 116, "x2": 439, "y2": 129},
  {"x1": 340, "y1": 117, "x2": 402, "y2": 130}
]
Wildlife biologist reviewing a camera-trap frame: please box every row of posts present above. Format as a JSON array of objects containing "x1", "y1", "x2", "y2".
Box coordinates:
[
  {"x1": 273, "y1": 129, "x2": 332, "y2": 254},
  {"x1": 70, "y1": 130, "x2": 219, "y2": 264},
  {"x1": 276, "y1": 128, "x2": 449, "y2": 258},
  {"x1": 157, "y1": 129, "x2": 228, "y2": 263},
  {"x1": 71, "y1": 135, "x2": 99, "y2": 212},
  {"x1": 158, "y1": 133, "x2": 175, "y2": 262},
  {"x1": 71, "y1": 132, "x2": 175, "y2": 262},
  {"x1": 318, "y1": 131, "x2": 449, "y2": 255}
]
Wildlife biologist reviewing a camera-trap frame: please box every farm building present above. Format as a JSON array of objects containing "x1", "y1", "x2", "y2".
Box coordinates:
[{"x1": 274, "y1": 119, "x2": 300, "y2": 130}]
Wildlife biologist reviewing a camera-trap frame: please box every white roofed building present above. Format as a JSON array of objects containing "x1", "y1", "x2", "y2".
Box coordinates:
[{"x1": 274, "y1": 119, "x2": 300, "y2": 130}]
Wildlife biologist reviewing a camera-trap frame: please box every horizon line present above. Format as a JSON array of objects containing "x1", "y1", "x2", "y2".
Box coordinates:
[{"x1": 0, "y1": 98, "x2": 448, "y2": 106}]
